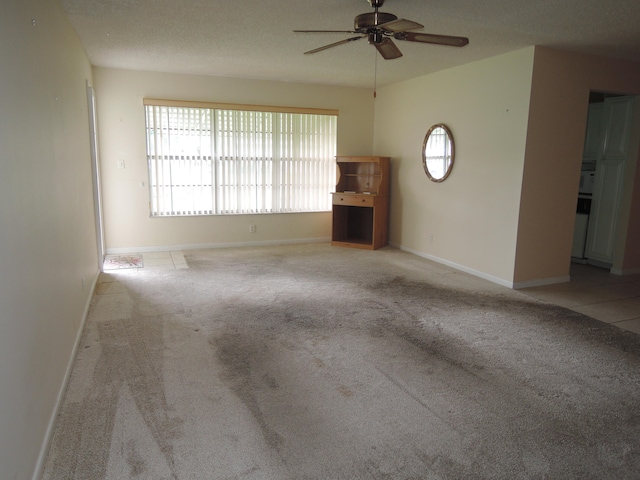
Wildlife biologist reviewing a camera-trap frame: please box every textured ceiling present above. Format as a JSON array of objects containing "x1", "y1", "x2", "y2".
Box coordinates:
[{"x1": 61, "y1": 0, "x2": 640, "y2": 89}]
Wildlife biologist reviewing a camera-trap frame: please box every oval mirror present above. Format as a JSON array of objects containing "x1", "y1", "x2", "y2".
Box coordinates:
[{"x1": 422, "y1": 124, "x2": 454, "y2": 182}]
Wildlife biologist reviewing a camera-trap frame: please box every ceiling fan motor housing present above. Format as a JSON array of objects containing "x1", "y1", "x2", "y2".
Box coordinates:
[
  {"x1": 368, "y1": 32, "x2": 384, "y2": 44},
  {"x1": 355, "y1": 12, "x2": 397, "y2": 31}
]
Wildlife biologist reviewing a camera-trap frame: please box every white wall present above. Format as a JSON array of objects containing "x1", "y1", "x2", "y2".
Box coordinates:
[
  {"x1": 93, "y1": 68, "x2": 375, "y2": 252},
  {"x1": 0, "y1": 1, "x2": 98, "y2": 478},
  {"x1": 373, "y1": 48, "x2": 535, "y2": 286}
]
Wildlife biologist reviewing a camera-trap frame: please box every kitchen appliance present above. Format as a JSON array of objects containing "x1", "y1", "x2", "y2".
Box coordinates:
[{"x1": 579, "y1": 171, "x2": 595, "y2": 195}]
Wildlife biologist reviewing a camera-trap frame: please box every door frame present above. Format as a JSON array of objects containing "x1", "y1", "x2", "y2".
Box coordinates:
[{"x1": 86, "y1": 82, "x2": 105, "y2": 268}]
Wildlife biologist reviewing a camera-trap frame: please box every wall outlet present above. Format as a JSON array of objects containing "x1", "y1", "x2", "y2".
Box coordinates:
[
  {"x1": 249, "y1": 224, "x2": 256, "y2": 233},
  {"x1": 428, "y1": 234, "x2": 434, "y2": 244}
]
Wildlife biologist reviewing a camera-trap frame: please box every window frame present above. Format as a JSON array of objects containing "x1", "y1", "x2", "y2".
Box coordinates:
[{"x1": 143, "y1": 98, "x2": 339, "y2": 217}]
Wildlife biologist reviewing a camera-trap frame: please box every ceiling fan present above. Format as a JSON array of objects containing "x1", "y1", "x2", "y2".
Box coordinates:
[{"x1": 294, "y1": 0, "x2": 469, "y2": 60}]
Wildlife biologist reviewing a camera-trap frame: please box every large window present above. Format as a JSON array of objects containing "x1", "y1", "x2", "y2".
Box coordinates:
[{"x1": 144, "y1": 99, "x2": 338, "y2": 216}]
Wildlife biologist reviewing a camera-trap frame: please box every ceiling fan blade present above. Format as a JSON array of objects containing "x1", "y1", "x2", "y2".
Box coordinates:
[
  {"x1": 374, "y1": 37, "x2": 402, "y2": 60},
  {"x1": 394, "y1": 31, "x2": 469, "y2": 47},
  {"x1": 377, "y1": 18, "x2": 423, "y2": 33},
  {"x1": 294, "y1": 30, "x2": 357, "y2": 34},
  {"x1": 304, "y1": 36, "x2": 364, "y2": 55}
]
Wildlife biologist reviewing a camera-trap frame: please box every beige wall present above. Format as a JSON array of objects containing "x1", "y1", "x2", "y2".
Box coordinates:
[
  {"x1": 0, "y1": 1, "x2": 98, "y2": 478},
  {"x1": 514, "y1": 47, "x2": 640, "y2": 285},
  {"x1": 373, "y1": 48, "x2": 536, "y2": 286},
  {"x1": 93, "y1": 68, "x2": 374, "y2": 251},
  {"x1": 374, "y1": 46, "x2": 640, "y2": 287}
]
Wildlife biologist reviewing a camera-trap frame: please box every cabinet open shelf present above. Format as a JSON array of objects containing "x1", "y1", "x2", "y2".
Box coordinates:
[{"x1": 331, "y1": 156, "x2": 390, "y2": 250}]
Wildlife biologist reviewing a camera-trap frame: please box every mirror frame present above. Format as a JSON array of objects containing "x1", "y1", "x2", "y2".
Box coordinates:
[{"x1": 422, "y1": 123, "x2": 455, "y2": 183}]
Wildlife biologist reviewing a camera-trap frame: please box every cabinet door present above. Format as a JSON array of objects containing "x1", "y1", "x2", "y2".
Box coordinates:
[
  {"x1": 583, "y1": 104, "x2": 604, "y2": 161},
  {"x1": 585, "y1": 97, "x2": 634, "y2": 264},
  {"x1": 603, "y1": 97, "x2": 634, "y2": 156},
  {"x1": 585, "y1": 157, "x2": 625, "y2": 263}
]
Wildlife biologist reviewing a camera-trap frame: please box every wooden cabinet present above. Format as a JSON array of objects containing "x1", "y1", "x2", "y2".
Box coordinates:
[{"x1": 331, "y1": 156, "x2": 390, "y2": 250}]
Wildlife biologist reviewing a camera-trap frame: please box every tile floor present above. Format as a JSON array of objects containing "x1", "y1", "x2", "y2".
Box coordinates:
[
  {"x1": 520, "y1": 262, "x2": 640, "y2": 335},
  {"x1": 142, "y1": 250, "x2": 189, "y2": 269},
  {"x1": 104, "y1": 250, "x2": 188, "y2": 271}
]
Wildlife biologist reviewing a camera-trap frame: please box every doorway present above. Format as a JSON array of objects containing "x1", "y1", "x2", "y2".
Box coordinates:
[
  {"x1": 86, "y1": 83, "x2": 105, "y2": 268},
  {"x1": 571, "y1": 91, "x2": 640, "y2": 273}
]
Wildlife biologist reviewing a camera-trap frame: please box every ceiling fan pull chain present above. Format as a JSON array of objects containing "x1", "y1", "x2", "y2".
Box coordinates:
[{"x1": 373, "y1": 48, "x2": 378, "y2": 98}]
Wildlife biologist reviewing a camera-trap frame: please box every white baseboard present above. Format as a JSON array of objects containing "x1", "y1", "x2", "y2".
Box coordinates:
[
  {"x1": 32, "y1": 268, "x2": 101, "y2": 480},
  {"x1": 390, "y1": 242, "x2": 516, "y2": 288},
  {"x1": 390, "y1": 242, "x2": 570, "y2": 290},
  {"x1": 106, "y1": 237, "x2": 331, "y2": 255},
  {"x1": 512, "y1": 275, "x2": 571, "y2": 289}
]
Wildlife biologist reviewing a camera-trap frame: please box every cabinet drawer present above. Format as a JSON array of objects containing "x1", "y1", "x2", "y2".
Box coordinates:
[{"x1": 333, "y1": 194, "x2": 374, "y2": 207}]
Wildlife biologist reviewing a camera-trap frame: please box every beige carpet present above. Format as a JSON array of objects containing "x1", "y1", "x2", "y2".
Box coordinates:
[{"x1": 43, "y1": 243, "x2": 640, "y2": 479}]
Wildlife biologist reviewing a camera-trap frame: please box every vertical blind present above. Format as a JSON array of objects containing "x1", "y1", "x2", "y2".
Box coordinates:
[{"x1": 144, "y1": 102, "x2": 337, "y2": 216}]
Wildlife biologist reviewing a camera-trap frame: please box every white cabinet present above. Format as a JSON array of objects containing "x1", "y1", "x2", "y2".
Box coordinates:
[
  {"x1": 581, "y1": 104, "x2": 603, "y2": 168},
  {"x1": 584, "y1": 96, "x2": 635, "y2": 264}
]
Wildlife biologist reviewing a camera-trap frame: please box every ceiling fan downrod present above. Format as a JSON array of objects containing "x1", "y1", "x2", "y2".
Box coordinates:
[{"x1": 367, "y1": 0, "x2": 391, "y2": 33}]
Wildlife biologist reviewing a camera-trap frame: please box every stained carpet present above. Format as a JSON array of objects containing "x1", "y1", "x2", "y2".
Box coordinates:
[{"x1": 42, "y1": 243, "x2": 640, "y2": 479}]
